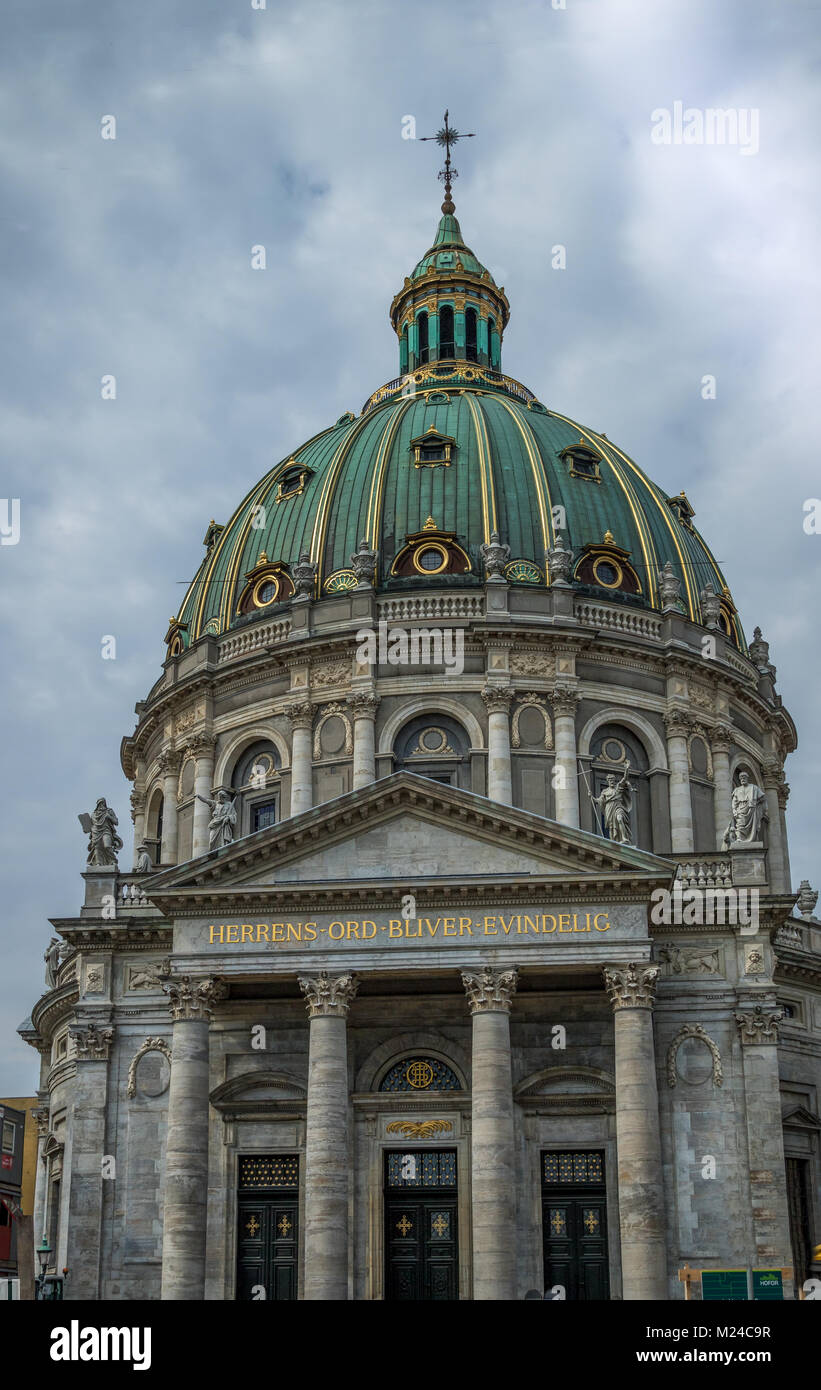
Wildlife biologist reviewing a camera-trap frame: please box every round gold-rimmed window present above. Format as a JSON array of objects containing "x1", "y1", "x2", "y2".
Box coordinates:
[
  {"x1": 252, "y1": 575, "x2": 280, "y2": 607},
  {"x1": 169, "y1": 636, "x2": 183, "y2": 658},
  {"x1": 719, "y1": 606, "x2": 733, "y2": 638},
  {"x1": 592, "y1": 556, "x2": 623, "y2": 589},
  {"x1": 414, "y1": 543, "x2": 449, "y2": 575}
]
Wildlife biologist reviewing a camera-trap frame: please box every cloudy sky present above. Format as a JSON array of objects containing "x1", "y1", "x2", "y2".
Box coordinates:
[{"x1": 1, "y1": 0, "x2": 819, "y2": 1093}]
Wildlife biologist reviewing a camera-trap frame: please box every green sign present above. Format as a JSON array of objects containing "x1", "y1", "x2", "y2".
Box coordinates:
[
  {"x1": 752, "y1": 1269, "x2": 783, "y2": 1301},
  {"x1": 701, "y1": 1269, "x2": 748, "y2": 1300}
]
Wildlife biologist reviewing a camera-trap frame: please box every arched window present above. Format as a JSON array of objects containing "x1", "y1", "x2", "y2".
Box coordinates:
[
  {"x1": 439, "y1": 305, "x2": 455, "y2": 360},
  {"x1": 393, "y1": 714, "x2": 470, "y2": 789},
  {"x1": 230, "y1": 740, "x2": 282, "y2": 836},
  {"x1": 146, "y1": 788, "x2": 164, "y2": 866},
  {"x1": 487, "y1": 316, "x2": 496, "y2": 368},
  {"x1": 400, "y1": 323, "x2": 409, "y2": 375},
  {"x1": 379, "y1": 1056, "x2": 462, "y2": 1091},
  {"x1": 588, "y1": 724, "x2": 653, "y2": 852},
  {"x1": 465, "y1": 306, "x2": 478, "y2": 362},
  {"x1": 417, "y1": 311, "x2": 429, "y2": 365}
]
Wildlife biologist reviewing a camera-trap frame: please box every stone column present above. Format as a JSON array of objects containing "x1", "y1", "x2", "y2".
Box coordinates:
[
  {"x1": 189, "y1": 734, "x2": 216, "y2": 858},
  {"x1": 778, "y1": 783, "x2": 791, "y2": 891},
  {"x1": 160, "y1": 976, "x2": 227, "y2": 1300},
  {"x1": 664, "y1": 713, "x2": 694, "y2": 855},
  {"x1": 289, "y1": 701, "x2": 314, "y2": 817},
  {"x1": 711, "y1": 725, "x2": 733, "y2": 851},
  {"x1": 130, "y1": 786, "x2": 146, "y2": 869},
  {"x1": 763, "y1": 762, "x2": 788, "y2": 892},
  {"x1": 298, "y1": 971, "x2": 359, "y2": 1300},
  {"x1": 735, "y1": 1006, "x2": 793, "y2": 1284},
  {"x1": 158, "y1": 750, "x2": 180, "y2": 865},
  {"x1": 64, "y1": 1023, "x2": 114, "y2": 1300},
  {"x1": 603, "y1": 963, "x2": 667, "y2": 1300},
  {"x1": 31, "y1": 1105, "x2": 50, "y2": 1260},
  {"x1": 482, "y1": 685, "x2": 513, "y2": 805},
  {"x1": 462, "y1": 965, "x2": 519, "y2": 1300},
  {"x1": 551, "y1": 685, "x2": 580, "y2": 828},
  {"x1": 348, "y1": 693, "x2": 379, "y2": 791}
]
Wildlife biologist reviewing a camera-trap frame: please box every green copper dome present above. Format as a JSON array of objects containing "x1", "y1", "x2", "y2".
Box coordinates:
[
  {"x1": 170, "y1": 205, "x2": 744, "y2": 656},
  {"x1": 174, "y1": 379, "x2": 742, "y2": 649},
  {"x1": 408, "y1": 213, "x2": 497, "y2": 283}
]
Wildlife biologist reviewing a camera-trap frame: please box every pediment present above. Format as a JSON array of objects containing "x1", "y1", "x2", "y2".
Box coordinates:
[
  {"x1": 147, "y1": 772, "x2": 672, "y2": 912},
  {"x1": 515, "y1": 1066, "x2": 616, "y2": 1111},
  {"x1": 210, "y1": 1070, "x2": 306, "y2": 1111},
  {"x1": 781, "y1": 1104, "x2": 821, "y2": 1131}
]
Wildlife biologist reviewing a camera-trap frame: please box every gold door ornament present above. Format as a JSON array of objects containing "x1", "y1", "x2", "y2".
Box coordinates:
[
  {"x1": 396, "y1": 1215, "x2": 413, "y2": 1236},
  {"x1": 245, "y1": 1217, "x2": 260, "y2": 1236},
  {"x1": 385, "y1": 1119, "x2": 453, "y2": 1139}
]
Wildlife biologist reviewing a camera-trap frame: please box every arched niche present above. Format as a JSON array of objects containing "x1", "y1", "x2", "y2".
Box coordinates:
[
  {"x1": 688, "y1": 731, "x2": 716, "y2": 853},
  {"x1": 392, "y1": 713, "x2": 471, "y2": 790},
  {"x1": 227, "y1": 736, "x2": 283, "y2": 838},
  {"x1": 588, "y1": 721, "x2": 654, "y2": 852},
  {"x1": 378, "y1": 698, "x2": 484, "y2": 757}
]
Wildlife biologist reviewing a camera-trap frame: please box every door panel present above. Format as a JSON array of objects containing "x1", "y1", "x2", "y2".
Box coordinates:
[
  {"x1": 237, "y1": 1198, "x2": 298, "y2": 1300},
  {"x1": 542, "y1": 1151, "x2": 609, "y2": 1300},
  {"x1": 384, "y1": 1149, "x2": 458, "y2": 1301}
]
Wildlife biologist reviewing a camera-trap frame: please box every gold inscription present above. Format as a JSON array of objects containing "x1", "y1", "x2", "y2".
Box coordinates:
[{"x1": 206, "y1": 911, "x2": 612, "y2": 946}]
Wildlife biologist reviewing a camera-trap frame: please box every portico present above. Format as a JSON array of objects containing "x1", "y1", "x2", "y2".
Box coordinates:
[{"x1": 145, "y1": 773, "x2": 675, "y2": 1301}]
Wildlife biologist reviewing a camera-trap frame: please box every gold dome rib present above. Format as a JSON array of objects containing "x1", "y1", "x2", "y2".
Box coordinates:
[
  {"x1": 548, "y1": 411, "x2": 660, "y2": 611},
  {"x1": 494, "y1": 396, "x2": 554, "y2": 557},
  {"x1": 365, "y1": 397, "x2": 417, "y2": 557},
  {"x1": 464, "y1": 392, "x2": 497, "y2": 540}
]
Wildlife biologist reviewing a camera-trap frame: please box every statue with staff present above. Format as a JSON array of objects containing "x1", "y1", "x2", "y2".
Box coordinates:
[
  {"x1": 591, "y1": 761, "x2": 634, "y2": 845},
  {"x1": 195, "y1": 788, "x2": 238, "y2": 852}
]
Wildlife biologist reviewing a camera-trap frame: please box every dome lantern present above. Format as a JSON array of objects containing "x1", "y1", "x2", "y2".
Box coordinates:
[{"x1": 390, "y1": 112, "x2": 509, "y2": 377}]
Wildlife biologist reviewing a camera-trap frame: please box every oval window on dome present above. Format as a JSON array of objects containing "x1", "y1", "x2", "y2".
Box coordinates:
[
  {"x1": 415, "y1": 545, "x2": 448, "y2": 573},
  {"x1": 592, "y1": 558, "x2": 622, "y2": 588},
  {"x1": 253, "y1": 576, "x2": 279, "y2": 607}
]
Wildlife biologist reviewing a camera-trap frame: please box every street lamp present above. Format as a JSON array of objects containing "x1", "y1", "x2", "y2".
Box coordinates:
[{"x1": 36, "y1": 1233, "x2": 52, "y2": 1300}]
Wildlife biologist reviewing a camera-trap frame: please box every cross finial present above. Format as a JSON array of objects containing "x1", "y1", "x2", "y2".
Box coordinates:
[{"x1": 420, "y1": 110, "x2": 475, "y2": 214}]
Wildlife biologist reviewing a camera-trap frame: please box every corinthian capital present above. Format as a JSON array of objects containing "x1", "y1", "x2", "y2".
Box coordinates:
[
  {"x1": 299, "y1": 970, "x2": 359, "y2": 1019},
  {"x1": 551, "y1": 683, "x2": 579, "y2": 718},
  {"x1": 663, "y1": 710, "x2": 692, "y2": 740},
  {"x1": 70, "y1": 1022, "x2": 115, "y2": 1061},
  {"x1": 735, "y1": 1006, "x2": 782, "y2": 1045},
  {"x1": 187, "y1": 732, "x2": 216, "y2": 759},
  {"x1": 481, "y1": 684, "x2": 513, "y2": 715},
  {"x1": 287, "y1": 700, "x2": 314, "y2": 732},
  {"x1": 347, "y1": 691, "x2": 380, "y2": 719},
  {"x1": 710, "y1": 723, "x2": 733, "y2": 756},
  {"x1": 157, "y1": 748, "x2": 182, "y2": 776},
  {"x1": 164, "y1": 975, "x2": 228, "y2": 1022},
  {"x1": 32, "y1": 1106, "x2": 51, "y2": 1139},
  {"x1": 603, "y1": 962, "x2": 659, "y2": 1011},
  {"x1": 462, "y1": 965, "x2": 519, "y2": 1015}
]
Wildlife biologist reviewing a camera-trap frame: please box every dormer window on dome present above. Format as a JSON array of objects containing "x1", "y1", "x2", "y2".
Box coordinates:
[
  {"x1": 274, "y1": 458, "x2": 313, "y2": 503},
  {"x1": 561, "y1": 442, "x2": 601, "y2": 482},
  {"x1": 666, "y1": 491, "x2": 695, "y2": 529},
  {"x1": 411, "y1": 427, "x2": 456, "y2": 468}
]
